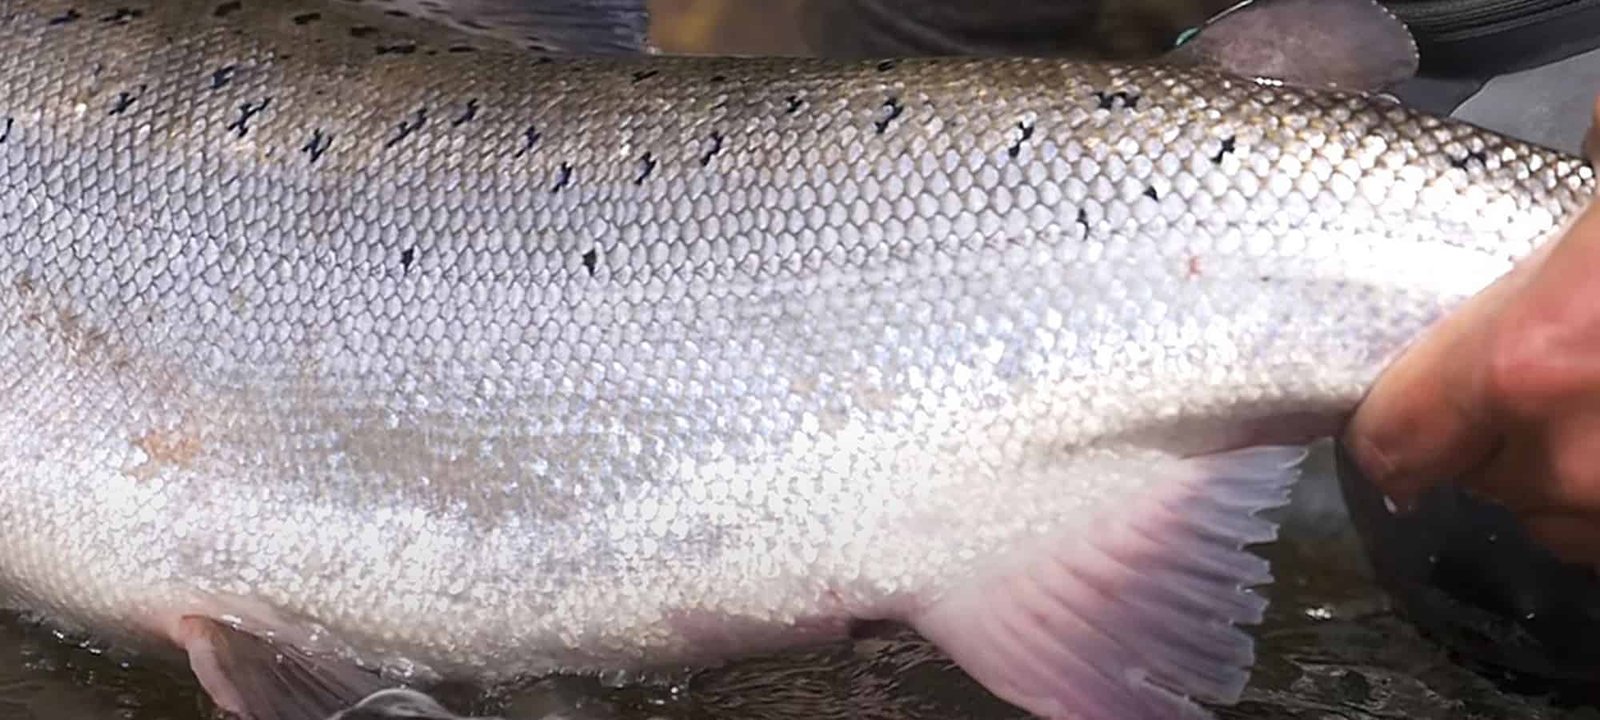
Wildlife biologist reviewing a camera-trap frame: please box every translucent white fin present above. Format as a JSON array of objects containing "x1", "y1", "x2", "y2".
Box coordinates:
[{"x1": 912, "y1": 446, "x2": 1305, "y2": 720}]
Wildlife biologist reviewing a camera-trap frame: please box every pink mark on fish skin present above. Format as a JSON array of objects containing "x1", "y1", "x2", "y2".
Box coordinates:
[{"x1": 127, "y1": 425, "x2": 203, "y2": 480}]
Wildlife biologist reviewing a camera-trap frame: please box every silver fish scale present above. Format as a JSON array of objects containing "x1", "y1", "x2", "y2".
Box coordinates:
[{"x1": 0, "y1": 0, "x2": 1590, "y2": 686}]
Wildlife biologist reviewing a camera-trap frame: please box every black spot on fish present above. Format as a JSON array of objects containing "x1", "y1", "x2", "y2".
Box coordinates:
[
  {"x1": 1451, "y1": 148, "x2": 1488, "y2": 170},
  {"x1": 699, "y1": 131, "x2": 724, "y2": 166},
  {"x1": 226, "y1": 98, "x2": 270, "y2": 137},
  {"x1": 874, "y1": 96, "x2": 903, "y2": 134},
  {"x1": 551, "y1": 162, "x2": 572, "y2": 193},
  {"x1": 291, "y1": 11, "x2": 320, "y2": 24},
  {"x1": 399, "y1": 247, "x2": 416, "y2": 271},
  {"x1": 581, "y1": 248, "x2": 598, "y2": 276},
  {"x1": 635, "y1": 152, "x2": 656, "y2": 184},
  {"x1": 1076, "y1": 208, "x2": 1090, "y2": 236},
  {"x1": 1143, "y1": 186, "x2": 1159, "y2": 201},
  {"x1": 349, "y1": 25, "x2": 377, "y2": 38},
  {"x1": 876, "y1": 59, "x2": 897, "y2": 72},
  {"x1": 210, "y1": 65, "x2": 236, "y2": 90},
  {"x1": 1212, "y1": 135, "x2": 1236, "y2": 164},
  {"x1": 447, "y1": 45, "x2": 476, "y2": 53},
  {"x1": 1093, "y1": 90, "x2": 1140, "y2": 111},
  {"x1": 452, "y1": 99, "x2": 479, "y2": 126},
  {"x1": 385, "y1": 107, "x2": 426, "y2": 149},
  {"x1": 630, "y1": 69, "x2": 658, "y2": 83},
  {"x1": 376, "y1": 42, "x2": 416, "y2": 55},
  {"x1": 46, "y1": 8, "x2": 81, "y2": 25},
  {"x1": 1008, "y1": 119, "x2": 1035, "y2": 159},
  {"x1": 384, "y1": 8, "x2": 408, "y2": 17},
  {"x1": 515, "y1": 123, "x2": 541, "y2": 158},
  {"x1": 213, "y1": 1, "x2": 241, "y2": 18},
  {"x1": 785, "y1": 95, "x2": 804, "y2": 114},
  {"x1": 302, "y1": 129, "x2": 332, "y2": 163},
  {"x1": 101, "y1": 7, "x2": 141, "y2": 23},
  {"x1": 108, "y1": 86, "x2": 142, "y2": 115},
  {"x1": 0, "y1": 117, "x2": 13, "y2": 144},
  {"x1": 709, "y1": 74, "x2": 727, "y2": 83}
]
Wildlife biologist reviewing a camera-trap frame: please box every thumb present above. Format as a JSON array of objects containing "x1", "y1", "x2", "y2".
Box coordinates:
[
  {"x1": 1584, "y1": 92, "x2": 1600, "y2": 168},
  {"x1": 1343, "y1": 244, "x2": 1546, "y2": 510}
]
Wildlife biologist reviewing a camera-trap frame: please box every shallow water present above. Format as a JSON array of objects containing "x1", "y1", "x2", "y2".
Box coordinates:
[{"x1": 0, "y1": 536, "x2": 1587, "y2": 720}]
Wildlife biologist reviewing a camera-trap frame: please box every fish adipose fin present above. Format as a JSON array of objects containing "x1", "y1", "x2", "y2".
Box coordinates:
[
  {"x1": 348, "y1": 0, "x2": 648, "y2": 54},
  {"x1": 1166, "y1": 0, "x2": 1419, "y2": 92},
  {"x1": 911, "y1": 446, "x2": 1304, "y2": 720},
  {"x1": 178, "y1": 616, "x2": 393, "y2": 720}
]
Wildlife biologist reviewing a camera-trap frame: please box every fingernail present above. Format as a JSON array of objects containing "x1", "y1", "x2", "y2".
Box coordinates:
[{"x1": 1349, "y1": 434, "x2": 1418, "y2": 512}]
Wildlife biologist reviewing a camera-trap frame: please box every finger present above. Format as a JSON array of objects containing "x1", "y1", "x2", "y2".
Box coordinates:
[
  {"x1": 1343, "y1": 254, "x2": 1539, "y2": 509},
  {"x1": 1481, "y1": 201, "x2": 1600, "y2": 417},
  {"x1": 1585, "y1": 92, "x2": 1600, "y2": 168},
  {"x1": 1526, "y1": 512, "x2": 1600, "y2": 566},
  {"x1": 1464, "y1": 408, "x2": 1600, "y2": 515}
]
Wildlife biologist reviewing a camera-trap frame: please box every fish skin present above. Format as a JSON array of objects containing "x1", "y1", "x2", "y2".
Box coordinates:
[{"x1": 0, "y1": 0, "x2": 1592, "y2": 713}]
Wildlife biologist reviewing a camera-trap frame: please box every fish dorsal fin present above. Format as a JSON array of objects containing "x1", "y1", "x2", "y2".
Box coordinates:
[
  {"x1": 345, "y1": 0, "x2": 649, "y2": 54},
  {"x1": 1166, "y1": 0, "x2": 1419, "y2": 92}
]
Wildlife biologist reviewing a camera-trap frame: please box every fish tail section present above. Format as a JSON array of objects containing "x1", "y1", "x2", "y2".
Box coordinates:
[{"x1": 911, "y1": 446, "x2": 1305, "y2": 720}]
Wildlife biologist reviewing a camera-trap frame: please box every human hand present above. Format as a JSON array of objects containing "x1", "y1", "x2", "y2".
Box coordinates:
[{"x1": 1344, "y1": 94, "x2": 1600, "y2": 564}]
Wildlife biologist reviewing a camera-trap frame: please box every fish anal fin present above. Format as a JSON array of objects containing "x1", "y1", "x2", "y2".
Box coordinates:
[
  {"x1": 1167, "y1": 0, "x2": 1419, "y2": 92},
  {"x1": 911, "y1": 446, "x2": 1304, "y2": 720},
  {"x1": 178, "y1": 616, "x2": 392, "y2": 720}
]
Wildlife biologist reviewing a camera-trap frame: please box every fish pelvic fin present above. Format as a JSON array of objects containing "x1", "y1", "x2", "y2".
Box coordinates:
[
  {"x1": 1166, "y1": 0, "x2": 1419, "y2": 92},
  {"x1": 178, "y1": 616, "x2": 395, "y2": 720},
  {"x1": 910, "y1": 445, "x2": 1305, "y2": 720}
]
